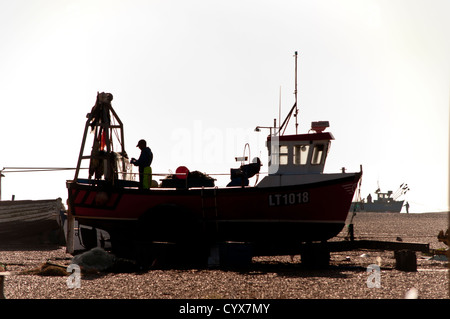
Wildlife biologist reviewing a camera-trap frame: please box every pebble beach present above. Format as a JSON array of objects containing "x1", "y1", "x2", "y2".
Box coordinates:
[{"x1": 0, "y1": 212, "x2": 448, "y2": 301}]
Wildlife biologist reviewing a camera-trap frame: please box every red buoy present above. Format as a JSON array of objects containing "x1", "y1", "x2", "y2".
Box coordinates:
[{"x1": 175, "y1": 166, "x2": 189, "y2": 179}]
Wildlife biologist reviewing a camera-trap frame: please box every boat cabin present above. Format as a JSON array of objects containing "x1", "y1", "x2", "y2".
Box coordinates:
[
  {"x1": 255, "y1": 121, "x2": 336, "y2": 188},
  {"x1": 370, "y1": 190, "x2": 395, "y2": 204},
  {"x1": 266, "y1": 121, "x2": 333, "y2": 175}
]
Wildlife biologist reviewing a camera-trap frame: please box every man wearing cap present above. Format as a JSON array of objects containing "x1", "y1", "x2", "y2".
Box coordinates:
[{"x1": 131, "y1": 139, "x2": 153, "y2": 189}]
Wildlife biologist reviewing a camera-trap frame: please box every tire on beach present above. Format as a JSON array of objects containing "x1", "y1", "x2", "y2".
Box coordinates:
[{"x1": 134, "y1": 204, "x2": 208, "y2": 268}]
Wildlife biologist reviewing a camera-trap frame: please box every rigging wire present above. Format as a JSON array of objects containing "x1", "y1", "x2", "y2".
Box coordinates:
[
  {"x1": 111, "y1": 115, "x2": 122, "y2": 151},
  {"x1": 2, "y1": 167, "x2": 88, "y2": 173}
]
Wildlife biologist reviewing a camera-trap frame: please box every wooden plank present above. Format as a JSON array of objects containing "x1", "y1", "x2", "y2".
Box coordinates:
[
  {"x1": 356, "y1": 240, "x2": 429, "y2": 253},
  {"x1": 324, "y1": 240, "x2": 430, "y2": 253}
]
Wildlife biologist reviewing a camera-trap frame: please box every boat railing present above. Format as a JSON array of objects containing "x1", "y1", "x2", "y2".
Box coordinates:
[
  {"x1": 74, "y1": 170, "x2": 271, "y2": 189},
  {"x1": 74, "y1": 168, "x2": 361, "y2": 189}
]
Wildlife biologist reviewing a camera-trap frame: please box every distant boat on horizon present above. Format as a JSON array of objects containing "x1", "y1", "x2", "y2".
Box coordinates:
[{"x1": 350, "y1": 183, "x2": 409, "y2": 213}]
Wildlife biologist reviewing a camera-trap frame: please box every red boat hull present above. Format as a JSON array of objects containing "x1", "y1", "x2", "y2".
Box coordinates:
[{"x1": 67, "y1": 172, "x2": 361, "y2": 255}]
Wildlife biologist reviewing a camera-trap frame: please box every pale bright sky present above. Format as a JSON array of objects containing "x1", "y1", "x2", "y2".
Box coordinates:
[{"x1": 0, "y1": 0, "x2": 448, "y2": 213}]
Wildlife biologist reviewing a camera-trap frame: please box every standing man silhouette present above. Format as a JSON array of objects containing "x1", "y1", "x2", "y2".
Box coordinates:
[
  {"x1": 131, "y1": 139, "x2": 153, "y2": 189},
  {"x1": 404, "y1": 201, "x2": 410, "y2": 214}
]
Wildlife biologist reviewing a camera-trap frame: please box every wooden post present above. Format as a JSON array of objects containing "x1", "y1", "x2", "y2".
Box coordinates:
[
  {"x1": 0, "y1": 172, "x2": 4, "y2": 201},
  {"x1": 0, "y1": 277, "x2": 4, "y2": 299},
  {"x1": 66, "y1": 208, "x2": 75, "y2": 254},
  {"x1": 348, "y1": 223, "x2": 354, "y2": 242},
  {"x1": 394, "y1": 250, "x2": 417, "y2": 272},
  {"x1": 301, "y1": 242, "x2": 330, "y2": 269},
  {"x1": 0, "y1": 271, "x2": 17, "y2": 299},
  {"x1": 0, "y1": 263, "x2": 5, "y2": 299}
]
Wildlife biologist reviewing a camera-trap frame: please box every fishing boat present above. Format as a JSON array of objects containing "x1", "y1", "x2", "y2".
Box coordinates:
[
  {"x1": 350, "y1": 184, "x2": 409, "y2": 213},
  {"x1": 0, "y1": 198, "x2": 66, "y2": 245},
  {"x1": 66, "y1": 53, "x2": 362, "y2": 261}
]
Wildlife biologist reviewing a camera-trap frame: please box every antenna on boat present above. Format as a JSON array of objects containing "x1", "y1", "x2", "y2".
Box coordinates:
[
  {"x1": 277, "y1": 51, "x2": 299, "y2": 136},
  {"x1": 257, "y1": 52, "x2": 300, "y2": 136},
  {"x1": 278, "y1": 86, "x2": 282, "y2": 136},
  {"x1": 294, "y1": 51, "x2": 298, "y2": 134}
]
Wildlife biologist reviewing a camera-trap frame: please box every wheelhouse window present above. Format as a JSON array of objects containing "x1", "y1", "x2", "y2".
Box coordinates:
[
  {"x1": 293, "y1": 145, "x2": 309, "y2": 165},
  {"x1": 279, "y1": 145, "x2": 288, "y2": 165},
  {"x1": 311, "y1": 144, "x2": 325, "y2": 165},
  {"x1": 271, "y1": 145, "x2": 289, "y2": 166}
]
